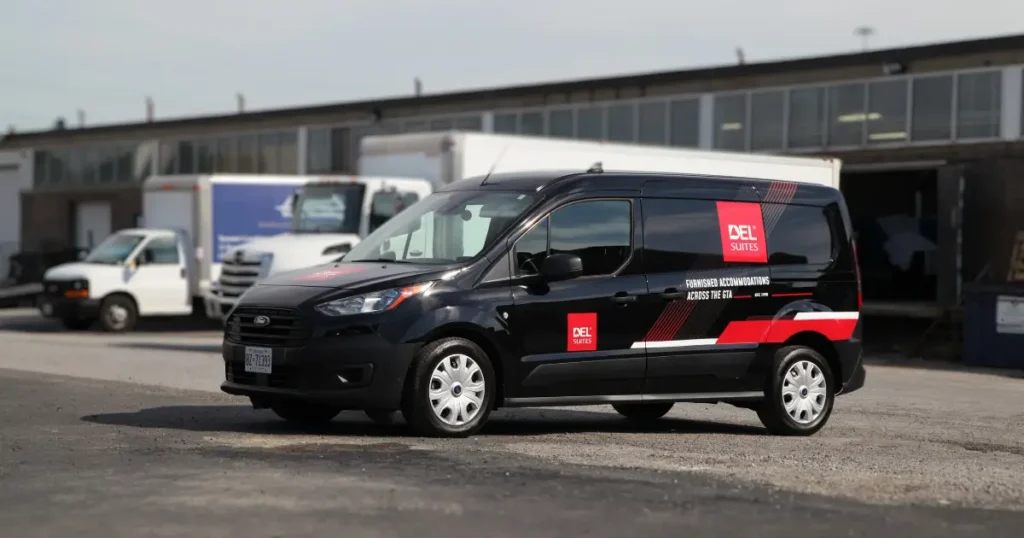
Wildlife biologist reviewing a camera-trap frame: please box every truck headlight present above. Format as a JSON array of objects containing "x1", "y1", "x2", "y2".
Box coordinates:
[
  {"x1": 257, "y1": 253, "x2": 274, "y2": 279},
  {"x1": 314, "y1": 282, "x2": 434, "y2": 317}
]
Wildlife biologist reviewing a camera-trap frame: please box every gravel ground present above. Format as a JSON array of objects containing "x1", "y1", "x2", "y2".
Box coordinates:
[{"x1": 1, "y1": 310, "x2": 1023, "y2": 535}]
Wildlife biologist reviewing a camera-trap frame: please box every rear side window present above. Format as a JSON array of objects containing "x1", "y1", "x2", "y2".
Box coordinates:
[
  {"x1": 513, "y1": 199, "x2": 632, "y2": 277},
  {"x1": 641, "y1": 198, "x2": 740, "y2": 273},
  {"x1": 763, "y1": 204, "x2": 834, "y2": 265}
]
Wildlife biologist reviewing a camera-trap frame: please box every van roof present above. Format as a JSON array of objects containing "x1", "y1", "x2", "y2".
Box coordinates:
[{"x1": 442, "y1": 170, "x2": 843, "y2": 206}]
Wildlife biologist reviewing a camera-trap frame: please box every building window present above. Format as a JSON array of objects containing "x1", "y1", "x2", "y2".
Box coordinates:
[
  {"x1": 215, "y1": 137, "x2": 236, "y2": 173},
  {"x1": 750, "y1": 90, "x2": 785, "y2": 151},
  {"x1": 115, "y1": 145, "x2": 134, "y2": 182},
  {"x1": 177, "y1": 141, "x2": 195, "y2": 174},
  {"x1": 576, "y1": 105, "x2": 604, "y2": 140},
  {"x1": 713, "y1": 93, "x2": 747, "y2": 151},
  {"x1": 82, "y1": 148, "x2": 98, "y2": 184},
  {"x1": 135, "y1": 142, "x2": 157, "y2": 182},
  {"x1": 67, "y1": 149, "x2": 84, "y2": 185},
  {"x1": 454, "y1": 116, "x2": 483, "y2": 131},
  {"x1": 279, "y1": 130, "x2": 298, "y2": 174},
  {"x1": 606, "y1": 103, "x2": 635, "y2": 143},
  {"x1": 669, "y1": 98, "x2": 699, "y2": 148},
  {"x1": 159, "y1": 141, "x2": 177, "y2": 174},
  {"x1": 33, "y1": 151, "x2": 48, "y2": 186},
  {"x1": 196, "y1": 139, "x2": 216, "y2": 173},
  {"x1": 911, "y1": 75, "x2": 953, "y2": 141},
  {"x1": 493, "y1": 113, "x2": 517, "y2": 134},
  {"x1": 404, "y1": 119, "x2": 428, "y2": 133},
  {"x1": 787, "y1": 87, "x2": 826, "y2": 148},
  {"x1": 867, "y1": 79, "x2": 909, "y2": 144},
  {"x1": 237, "y1": 134, "x2": 257, "y2": 173},
  {"x1": 429, "y1": 118, "x2": 454, "y2": 131},
  {"x1": 637, "y1": 101, "x2": 667, "y2": 145},
  {"x1": 258, "y1": 132, "x2": 280, "y2": 173},
  {"x1": 306, "y1": 128, "x2": 331, "y2": 174},
  {"x1": 548, "y1": 109, "x2": 574, "y2": 138},
  {"x1": 956, "y1": 71, "x2": 1001, "y2": 139},
  {"x1": 828, "y1": 83, "x2": 866, "y2": 146},
  {"x1": 520, "y1": 111, "x2": 544, "y2": 135}
]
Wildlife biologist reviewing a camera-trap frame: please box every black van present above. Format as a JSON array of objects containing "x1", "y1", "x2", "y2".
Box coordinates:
[{"x1": 221, "y1": 170, "x2": 865, "y2": 437}]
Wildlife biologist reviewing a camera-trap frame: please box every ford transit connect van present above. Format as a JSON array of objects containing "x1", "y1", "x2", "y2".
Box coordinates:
[{"x1": 221, "y1": 170, "x2": 865, "y2": 437}]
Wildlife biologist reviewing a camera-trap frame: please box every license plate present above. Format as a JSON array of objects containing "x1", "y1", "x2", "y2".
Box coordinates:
[{"x1": 244, "y1": 347, "x2": 273, "y2": 374}]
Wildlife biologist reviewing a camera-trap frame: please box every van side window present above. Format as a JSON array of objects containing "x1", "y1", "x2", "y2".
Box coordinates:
[
  {"x1": 642, "y1": 198, "x2": 736, "y2": 273},
  {"x1": 764, "y1": 204, "x2": 834, "y2": 265},
  {"x1": 514, "y1": 200, "x2": 631, "y2": 277},
  {"x1": 140, "y1": 237, "x2": 180, "y2": 265}
]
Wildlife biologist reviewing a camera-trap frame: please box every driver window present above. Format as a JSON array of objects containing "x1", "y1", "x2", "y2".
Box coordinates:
[
  {"x1": 139, "y1": 237, "x2": 180, "y2": 265},
  {"x1": 513, "y1": 199, "x2": 632, "y2": 277}
]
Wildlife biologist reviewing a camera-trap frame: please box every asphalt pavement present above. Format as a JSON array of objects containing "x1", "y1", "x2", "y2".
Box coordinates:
[{"x1": 1, "y1": 309, "x2": 1023, "y2": 537}]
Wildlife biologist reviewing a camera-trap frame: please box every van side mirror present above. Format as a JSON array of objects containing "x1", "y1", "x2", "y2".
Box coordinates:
[{"x1": 540, "y1": 252, "x2": 583, "y2": 282}]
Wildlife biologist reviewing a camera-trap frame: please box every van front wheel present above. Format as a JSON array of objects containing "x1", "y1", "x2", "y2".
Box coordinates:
[
  {"x1": 403, "y1": 337, "x2": 496, "y2": 438},
  {"x1": 756, "y1": 345, "x2": 835, "y2": 436}
]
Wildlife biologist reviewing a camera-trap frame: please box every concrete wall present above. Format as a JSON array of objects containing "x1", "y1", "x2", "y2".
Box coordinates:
[{"x1": 0, "y1": 150, "x2": 33, "y2": 278}]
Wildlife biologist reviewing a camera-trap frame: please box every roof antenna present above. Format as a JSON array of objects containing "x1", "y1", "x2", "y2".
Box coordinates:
[
  {"x1": 481, "y1": 140, "x2": 513, "y2": 185},
  {"x1": 587, "y1": 161, "x2": 603, "y2": 173}
]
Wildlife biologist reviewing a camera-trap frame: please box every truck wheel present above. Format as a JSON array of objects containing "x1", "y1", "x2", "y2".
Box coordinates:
[
  {"x1": 59, "y1": 317, "x2": 94, "y2": 331},
  {"x1": 99, "y1": 295, "x2": 138, "y2": 333},
  {"x1": 402, "y1": 337, "x2": 496, "y2": 438},
  {"x1": 612, "y1": 402, "x2": 674, "y2": 421},
  {"x1": 756, "y1": 345, "x2": 835, "y2": 436},
  {"x1": 270, "y1": 400, "x2": 342, "y2": 425}
]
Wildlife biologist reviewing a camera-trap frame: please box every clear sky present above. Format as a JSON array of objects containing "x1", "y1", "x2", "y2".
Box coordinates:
[{"x1": 1, "y1": 0, "x2": 1021, "y2": 131}]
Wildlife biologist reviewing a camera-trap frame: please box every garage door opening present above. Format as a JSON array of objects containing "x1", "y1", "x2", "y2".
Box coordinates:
[{"x1": 841, "y1": 168, "x2": 939, "y2": 305}]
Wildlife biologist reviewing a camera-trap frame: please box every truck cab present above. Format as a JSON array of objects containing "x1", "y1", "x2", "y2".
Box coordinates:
[
  {"x1": 38, "y1": 228, "x2": 195, "y2": 332},
  {"x1": 205, "y1": 176, "x2": 431, "y2": 319}
]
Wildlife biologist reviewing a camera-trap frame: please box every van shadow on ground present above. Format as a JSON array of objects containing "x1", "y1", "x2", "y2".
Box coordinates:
[{"x1": 81, "y1": 405, "x2": 766, "y2": 439}]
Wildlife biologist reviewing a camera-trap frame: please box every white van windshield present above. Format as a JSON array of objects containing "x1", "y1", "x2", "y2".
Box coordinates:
[
  {"x1": 84, "y1": 233, "x2": 146, "y2": 264},
  {"x1": 344, "y1": 190, "x2": 536, "y2": 264}
]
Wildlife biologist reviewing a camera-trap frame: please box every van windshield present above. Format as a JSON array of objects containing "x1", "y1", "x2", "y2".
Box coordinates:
[
  {"x1": 344, "y1": 190, "x2": 536, "y2": 264},
  {"x1": 84, "y1": 233, "x2": 146, "y2": 265},
  {"x1": 291, "y1": 183, "x2": 365, "y2": 234}
]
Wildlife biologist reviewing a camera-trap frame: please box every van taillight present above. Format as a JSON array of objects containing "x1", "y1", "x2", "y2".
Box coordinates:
[{"x1": 852, "y1": 239, "x2": 863, "y2": 310}]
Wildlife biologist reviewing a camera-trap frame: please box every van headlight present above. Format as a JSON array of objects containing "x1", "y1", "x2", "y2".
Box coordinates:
[
  {"x1": 257, "y1": 253, "x2": 274, "y2": 278},
  {"x1": 314, "y1": 282, "x2": 434, "y2": 317}
]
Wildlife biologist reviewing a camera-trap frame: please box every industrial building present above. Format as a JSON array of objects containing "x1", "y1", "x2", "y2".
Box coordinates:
[{"x1": 3, "y1": 33, "x2": 1024, "y2": 319}]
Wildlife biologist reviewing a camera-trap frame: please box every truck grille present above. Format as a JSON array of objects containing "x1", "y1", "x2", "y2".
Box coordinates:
[
  {"x1": 217, "y1": 259, "x2": 262, "y2": 298},
  {"x1": 225, "y1": 307, "x2": 311, "y2": 347}
]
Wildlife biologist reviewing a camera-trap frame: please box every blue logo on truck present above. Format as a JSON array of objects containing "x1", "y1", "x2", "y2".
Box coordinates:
[{"x1": 211, "y1": 183, "x2": 299, "y2": 262}]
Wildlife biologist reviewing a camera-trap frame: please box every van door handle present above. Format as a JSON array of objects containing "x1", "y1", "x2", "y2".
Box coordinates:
[
  {"x1": 611, "y1": 292, "x2": 636, "y2": 304},
  {"x1": 180, "y1": 267, "x2": 187, "y2": 279},
  {"x1": 659, "y1": 288, "x2": 687, "y2": 300}
]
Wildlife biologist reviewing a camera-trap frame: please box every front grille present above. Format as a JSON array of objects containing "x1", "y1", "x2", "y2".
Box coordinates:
[
  {"x1": 225, "y1": 359, "x2": 297, "y2": 388},
  {"x1": 217, "y1": 259, "x2": 262, "y2": 298},
  {"x1": 42, "y1": 279, "x2": 86, "y2": 298},
  {"x1": 225, "y1": 307, "x2": 311, "y2": 347}
]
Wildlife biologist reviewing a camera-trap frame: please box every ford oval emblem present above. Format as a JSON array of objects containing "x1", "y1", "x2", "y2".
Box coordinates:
[{"x1": 253, "y1": 315, "x2": 270, "y2": 327}]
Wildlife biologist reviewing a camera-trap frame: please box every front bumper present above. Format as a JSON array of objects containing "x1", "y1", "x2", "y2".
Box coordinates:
[
  {"x1": 221, "y1": 332, "x2": 421, "y2": 411},
  {"x1": 39, "y1": 296, "x2": 101, "y2": 320}
]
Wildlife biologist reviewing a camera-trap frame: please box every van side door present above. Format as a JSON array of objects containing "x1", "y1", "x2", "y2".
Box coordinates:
[
  {"x1": 504, "y1": 194, "x2": 654, "y2": 401},
  {"x1": 637, "y1": 193, "x2": 774, "y2": 396},
  {"x1": 125, "y1": 235, "x2": 192, "y2": 315}
]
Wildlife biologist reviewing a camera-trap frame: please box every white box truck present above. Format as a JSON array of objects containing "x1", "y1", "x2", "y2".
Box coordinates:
[
  {"x1": 38, "y1": 174, "x2": 316, "y2": 332},
  {"x1": 357, "y1": 131, "x2": 841, "y2": 189}
]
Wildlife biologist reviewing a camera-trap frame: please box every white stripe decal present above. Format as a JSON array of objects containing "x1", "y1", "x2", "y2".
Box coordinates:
[
  {"x1": 792, "y1": 311, "x2": 860, "y2": 320},
  {"x1": 632, "y1": 339, "x2": 719, "y2": 349}
]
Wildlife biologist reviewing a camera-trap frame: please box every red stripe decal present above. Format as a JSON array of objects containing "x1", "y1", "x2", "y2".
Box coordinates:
[
  {"x1": 773, "y1": 292, "x2": 813, "y2": 298},
  {"x1": 716, "y1": 319, "x2": 858, "y2": 345}
]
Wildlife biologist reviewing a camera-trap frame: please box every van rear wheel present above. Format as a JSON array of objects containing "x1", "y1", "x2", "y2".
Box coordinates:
[
  {"x1": 612, "y1": 402, "x2": 674, "y2": 421},
  {"x1": 756, "y1": 345, "x2": 835, "y2": 436}
]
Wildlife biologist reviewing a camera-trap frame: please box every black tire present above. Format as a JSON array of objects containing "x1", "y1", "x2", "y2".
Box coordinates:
[
  {"x1": 402, "y1": 337, "x2": 496, "y2": 438},
  {"x1": 270, "y1": 400, "x2": 342, "y2": 425},
  {"x1": 364, "y1": 410, "x2": 400, "y2": 426},
  {"x1": 99, "y1": 295, "x2": 138, "y2": 333},
  {"x1": 611, "y1": 402, "x2": 674, "y2": 421},
  {"x1": 756, "y1": 345, "x2": 835, "y2": 436},
  {"x1": 59, "y1": 317, "x2": 94, "y2": 331}
]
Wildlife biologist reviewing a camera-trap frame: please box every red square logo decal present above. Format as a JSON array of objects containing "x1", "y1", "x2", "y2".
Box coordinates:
[
  {"x1": 716, "y1": 201, "x2": 768, "y2": 264},
  {"x1": 567, "y1": 313, "x2": 597, "y2": 352}
]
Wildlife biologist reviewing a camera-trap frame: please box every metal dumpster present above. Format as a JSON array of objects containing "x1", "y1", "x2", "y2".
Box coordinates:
[{"x1": 962, "y1": 282, "x2": 1024, "y2": 369}]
